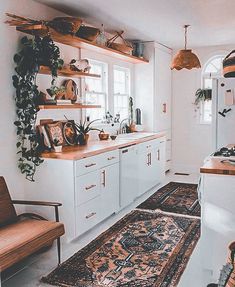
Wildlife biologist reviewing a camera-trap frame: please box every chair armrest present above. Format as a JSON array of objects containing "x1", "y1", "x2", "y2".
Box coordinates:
[
  {"x1": 12, "y1": 200, "x2": 62, "y2": 207},
  {"x1": 12, "y1": 200, "x2": 62, "y2": 222}
]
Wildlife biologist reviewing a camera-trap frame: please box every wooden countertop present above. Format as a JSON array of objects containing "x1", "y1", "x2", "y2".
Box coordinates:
[
  {"x1": 41, "y1": 132, "x2": 165, "y2": 161},
  {"x1": 200, "y1": 158, "x2": 235, "y2": 176}
]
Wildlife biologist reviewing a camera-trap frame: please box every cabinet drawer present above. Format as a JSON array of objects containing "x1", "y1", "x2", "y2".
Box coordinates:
[
  {"x1": 100, "y1": 150, "x2": 119, "y2": 167},
  {"x1": 75, "y1": 154, "x2": 103, "y2": 176},
  {"x1": 75, "y1": 171, "x2": 100, "y2": 206},
  {"x1": 75, "y1": 196, "x2": 101, "y2": 236}
]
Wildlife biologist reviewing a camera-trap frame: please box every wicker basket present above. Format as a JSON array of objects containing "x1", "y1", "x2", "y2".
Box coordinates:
[
  {"x1": 226, "y1": 242, "x2": 235, "y2": 287},
  {"x1": 76, "y1": 26, "x2": 100, "y2": 42},
  {"x1": 49, "y1": 17, "x2": 82, "y2": 35},
  {"x1": 107, "y1": 31, "x2": 133, "y2": 55}
]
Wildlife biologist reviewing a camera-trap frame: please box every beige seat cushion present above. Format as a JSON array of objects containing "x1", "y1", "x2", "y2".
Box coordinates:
[{"x1": 0, "y1": 219, "x2": 65, "y2": 271}]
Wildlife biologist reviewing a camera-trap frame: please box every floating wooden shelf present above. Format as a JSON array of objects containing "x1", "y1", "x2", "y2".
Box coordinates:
[
  {"x1": 38, "y1": 104, "x2": 101, "y2": 110},
  {"x1": 39, "y1": 65, "x2": 101, "y2": 78},
  {"x1": 17, "y1": 25, "x2": 149, "y2": 64}
]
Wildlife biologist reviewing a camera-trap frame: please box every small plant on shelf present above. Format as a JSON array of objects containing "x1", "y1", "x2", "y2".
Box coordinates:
[{"x1": 13, "y1": 35, "x2": 63, "y2": 181}]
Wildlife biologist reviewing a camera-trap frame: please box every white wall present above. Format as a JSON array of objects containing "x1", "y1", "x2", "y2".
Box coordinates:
[
  {"x1": 0, "y1": 1, "x2": 135, "y2": 200},
  {"x1": 0, "y1": 0, "x2": 65, "y2": 200},
  {"x1": 172, "y1": 45, "x2": 234, "y2": 173}
]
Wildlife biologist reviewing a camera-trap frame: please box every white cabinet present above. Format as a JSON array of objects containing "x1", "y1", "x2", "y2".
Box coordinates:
[
  {"x1": 138, "y1": 138, "x2": 166, "y2": 196},
  {"x1": 135, "y1": 43, "x2": 172, "y2": 171},
  {"x1": 100, "y1": 163, "x2": 119, "y2": 220},
  {"x1": 200, "y1": 173, "x2": 235, "y2": 282},
  {"x1": 24, "y1": 137, "x2": 165, "y2": 241},
  {"x1": 75, "y1": 150, "x2": 120, "y2": 237},
  {"x1": 119, "y1": 145, "x2": 139, "y2": 208}
]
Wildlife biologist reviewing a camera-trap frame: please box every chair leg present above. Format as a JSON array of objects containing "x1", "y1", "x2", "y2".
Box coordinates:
[{"x1": 57, "y1": 237, "x2": 61, "y2": 265}]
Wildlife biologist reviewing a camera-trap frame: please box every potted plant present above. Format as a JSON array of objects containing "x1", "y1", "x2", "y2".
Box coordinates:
[
  {"x1": 12, "y1": 35, "x2": 63, "y2": 181},
  {"x1": 53, "y1": 139, "x2": 62, "y2": 153},
  {"x1": 74, "y1": 119, "x2": 101, "y2": 145},
  {"x1": 194, "y1": 88, "x2": 212, "y2": 106}
]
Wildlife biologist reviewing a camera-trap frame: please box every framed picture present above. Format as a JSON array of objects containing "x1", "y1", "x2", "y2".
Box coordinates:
[
  {"x1": 62, "y1": 120, "x2": 77, "y2": 146},
  {"x1": 46, "y1": 121, "x2": 65, "y2": 147}
]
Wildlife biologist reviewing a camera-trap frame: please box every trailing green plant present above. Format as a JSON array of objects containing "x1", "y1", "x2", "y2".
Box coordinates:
[
  {"x1": 194, "y1": 88, "x2": 212, "y2": 106},
  {"x1": 13, "y1": 35, "x2": 63, "y2": 181}
]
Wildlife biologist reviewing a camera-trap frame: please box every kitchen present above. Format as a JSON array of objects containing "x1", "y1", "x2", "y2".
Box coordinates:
[{"x1": 0, "y1": 1, "x2": 235, "y2": 287}]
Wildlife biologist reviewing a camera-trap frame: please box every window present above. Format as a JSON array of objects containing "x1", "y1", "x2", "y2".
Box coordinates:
[
  {"x1": 113, "y1": 66, "x2": 130, "y2": 119},
  {"x1": 85, "y1": 60, "x2": 107, "y2": 120},
  {"x1": 201, "y1": 55, "x2": 225, "y2": 124}
]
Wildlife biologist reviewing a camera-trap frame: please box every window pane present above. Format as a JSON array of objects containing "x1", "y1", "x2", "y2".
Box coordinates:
[
  {"x1": 201, "y1": 55, "x2": 225, "y2": 124},
  {"x1": 85, "y1": 60, "x2": 107, "y2": 120},
  {"x1": 203, "y1": 100, "x2": 212, "y2": 122},
  {"x1": 204, "y1": 63, "x2": 218, "y2": 74},
  {"x1": 204, "y1": 78, "x2": 213, "y2": 89},
  {"x1": 113, "y1": 66, "x2": 130, "y2": 120}
]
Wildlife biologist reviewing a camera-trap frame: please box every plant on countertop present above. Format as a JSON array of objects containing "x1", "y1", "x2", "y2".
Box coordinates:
[
  {"x1": 194, "y1": 88, "x2": 212, "y2": 106},
  {"x1": 74, "y1": 119, "x2": 101, "y2": 145},
  {"x1": 13, "y1": 35, "x2": 63, "y2": 181}
]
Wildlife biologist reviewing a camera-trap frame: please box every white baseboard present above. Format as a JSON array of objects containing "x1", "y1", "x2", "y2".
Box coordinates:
[{"x1": 171, "y1": 163, "x2": 200, "y2": 174}]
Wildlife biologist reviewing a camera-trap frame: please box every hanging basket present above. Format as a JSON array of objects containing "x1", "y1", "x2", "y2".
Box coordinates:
[
  {"x1": 223, "y1": 50, "x2": 235, "y2": 78},
  {"x1": 107, "y1": 31, "x2": 133, "y2": 55}
]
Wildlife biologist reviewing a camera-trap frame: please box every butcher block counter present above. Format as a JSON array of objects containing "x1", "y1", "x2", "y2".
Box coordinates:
[
  {"x1": 41, "y1": 132, "x2": 165, "y2": 160},
  {"x1": 200, "y1": 158, "x2": 235, "y2": 175}
]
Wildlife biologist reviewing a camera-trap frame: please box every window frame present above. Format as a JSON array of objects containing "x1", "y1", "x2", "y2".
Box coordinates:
[
  {"x1": 84, "y1": 59, "x2": 108, "y2": 121},
  {"x1": 113, "y1": 65, "x2": 131, "y2": 120},
  {"x1": 200, "y1": 54, "x2": 226, "y2": 125}
]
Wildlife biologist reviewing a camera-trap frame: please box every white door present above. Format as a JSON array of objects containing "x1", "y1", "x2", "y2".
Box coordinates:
[
  {"x1": 216, "y1": 78, "x2": 235, "y2": 148},
  {"x1": 100, "y1": 163, "x2": 119, "y2": 220}
]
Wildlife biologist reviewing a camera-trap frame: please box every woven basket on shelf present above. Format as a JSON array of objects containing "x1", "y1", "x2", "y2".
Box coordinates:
[
  {"x1": 49, "y1": 17, "x2": 82, "y2": 35},
  {"x1": 76, "y1": 26, "x2": 100, "y2": 42},
  {"x1": 107, "y1": 31, "x2": 133, "y2": 55}
]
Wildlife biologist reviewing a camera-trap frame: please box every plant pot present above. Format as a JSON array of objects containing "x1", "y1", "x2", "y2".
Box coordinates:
[
  {"x1": 54, "y1": 145, "x2": 62, "y2": 153},
  {"x1": 78, "y1": 133, "x2": 89, "y2": 145}
]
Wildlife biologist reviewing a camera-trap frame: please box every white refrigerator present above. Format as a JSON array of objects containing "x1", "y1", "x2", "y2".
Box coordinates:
[{"x1": 213, "y1": 78, "x2": 235, "y2": 149}]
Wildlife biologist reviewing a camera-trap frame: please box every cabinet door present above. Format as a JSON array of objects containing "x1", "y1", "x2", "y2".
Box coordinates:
[
  {"x1": 138, "y1": 151, "x2": 152, "y2": 196},
  {"x1": 154, "y1": 46, "x2": 172, "y2": 132},
  {"x1": 100, "y1": 163, "x2": 119, "y2": 220}
]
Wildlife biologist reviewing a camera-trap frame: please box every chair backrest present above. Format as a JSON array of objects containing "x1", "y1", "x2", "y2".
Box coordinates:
[{"x1": 0, "y1": 176, "x2": 17, "y2": 226}]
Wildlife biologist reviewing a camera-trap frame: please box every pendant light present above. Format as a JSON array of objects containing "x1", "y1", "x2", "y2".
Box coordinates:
[{"x1": 171, "y1": 25, "x2": 201, "y2": 70}]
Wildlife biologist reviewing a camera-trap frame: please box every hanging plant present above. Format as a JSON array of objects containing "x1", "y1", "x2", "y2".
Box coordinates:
[
  {"x1": 194, "y1": 88, "x2": 212, "y2": 106},
  {"x1": 12, "y1": 35, "x2": 63, "y2": 181}
]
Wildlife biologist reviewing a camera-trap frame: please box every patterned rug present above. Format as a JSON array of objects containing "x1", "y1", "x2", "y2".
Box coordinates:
[
  {"x1": 42, "y1": 210, "x2": 200, "y2": 287},
  {"x1": 138, "y1": 182, "x2": 200, "y2": 217}
]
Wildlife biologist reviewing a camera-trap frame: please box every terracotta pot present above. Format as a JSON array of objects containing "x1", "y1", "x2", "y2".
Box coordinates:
[
  {"x1": 78, "y1": 133, "x2": 89, "y2": 145},
  {"x1": 98, "y1": 131, "x2": 109, "y2": 140},
  {"x1": 54, "y1": 145, "x2": 62, "y2": 153}
]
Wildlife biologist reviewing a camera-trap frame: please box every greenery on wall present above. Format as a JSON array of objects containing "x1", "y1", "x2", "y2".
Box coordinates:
[
  {"x1": 194, "y1": 88, "x2": 212, "y2": 106},
  {"x1": 12, "y1": 35, "x2": 63, "y2": 181}
]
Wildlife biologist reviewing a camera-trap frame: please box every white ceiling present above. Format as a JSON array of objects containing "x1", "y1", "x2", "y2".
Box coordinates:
[{"x1": 35, "y1": 0, "x2": 235, "y2": 49}]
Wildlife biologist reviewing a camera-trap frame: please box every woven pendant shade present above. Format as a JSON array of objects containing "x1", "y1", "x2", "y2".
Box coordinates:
[{"x1": 171, "y1": 25, "x2": 201, "y2": 70}]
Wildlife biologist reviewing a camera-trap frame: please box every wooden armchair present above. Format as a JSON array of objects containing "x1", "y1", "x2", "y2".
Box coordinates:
[{"x1": 0, "y1": 176, "x2": 65, "y2": 272}]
